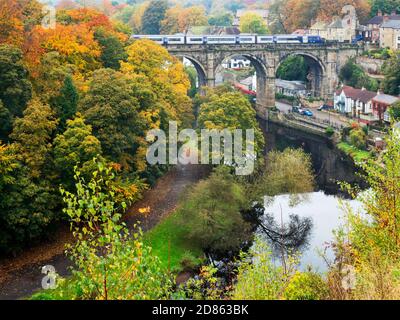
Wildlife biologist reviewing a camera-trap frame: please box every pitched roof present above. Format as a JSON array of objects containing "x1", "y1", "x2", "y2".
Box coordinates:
[
  {"x1": 373, "y1": 93, "x2": 400, "y2": 105},
  {"x1": 357, "y1": 89, "x2": 377, "y2": 103},
  {"x1": 310, "y1": 21, "x2": 329, "y2": 30},
  {"x1": 337, "y1": 86, "x2": 377, "y2": 102},
  {"x1": 381, "y1": 20, "x2": 400, "y2": 29},
  {"x1": 367, "y1": 15, "x2": 400, "y2": 25},
  {"x1": 341, "y1": 86, "x2": 362, "y2": 99}
]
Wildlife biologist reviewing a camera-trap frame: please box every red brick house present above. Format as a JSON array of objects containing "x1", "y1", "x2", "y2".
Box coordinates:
[{"x1": 372, "y1": 92, "x2": 399, "y2": 122}]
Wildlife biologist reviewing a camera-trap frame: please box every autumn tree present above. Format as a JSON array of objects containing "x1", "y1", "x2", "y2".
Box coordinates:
[
  {"x1": 33, "y1": 52, "x2": 76, "y2": 103},
  {"x1": 0, "y1": 0, "x2": 43, "y2": 47},
  {"x1": 1, "y1": 101, "x2": 60, "y2": 253},
  {"x1": 239, "y1": 13, "x2": 269, "y2": 34},
  {"x1": 161, "y1": 5, "x2": 208, "y2": 34},
  {"x1": 79, "y1": 68, "x2": 144, "y2": 169},
  {"x1": 10, "y1": 99, "x2": 58, "y2": 179},
  {"x1": 53, "y1": 114, "x2": 102, "y2": 185},
  {"x1": 141, "y1": 0, "x2": 168, "y2": 34},
  {"x1": 198, "y1": 90, "x2": 264, "y2": 154},
  {"x1": 122, "y1": 39, "x2": 192, "y2": 128}
]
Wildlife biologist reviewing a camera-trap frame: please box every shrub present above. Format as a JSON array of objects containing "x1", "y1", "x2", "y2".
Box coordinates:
[
  {"x1": 325, "y1": 126, "x2": 335, "y2": 137},
  {"x1": 284, "y1": 271, "x2": 328, "y2": 300}
]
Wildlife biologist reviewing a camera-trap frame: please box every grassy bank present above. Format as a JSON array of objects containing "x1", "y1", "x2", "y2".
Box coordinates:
[
  {"x1": 337, "y1": 142, "x2": 372, "y2": 162},
  {"x1": 144, "y1": 212, "x2": 204, "y2": 273}
]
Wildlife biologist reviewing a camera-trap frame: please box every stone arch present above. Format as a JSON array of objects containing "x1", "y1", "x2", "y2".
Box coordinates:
[
  {"x1": 174, "y1": 54, "x2": 208, "y2": 88},
  {"x1": 215, "y1": 53, "x2": 271, "y2": 114},
  {"x1": 276, "y1": 52, "x2": 326, "y2": 98}
]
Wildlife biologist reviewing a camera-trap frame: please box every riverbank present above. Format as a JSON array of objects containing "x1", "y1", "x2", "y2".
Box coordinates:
[{"x1": 0, "y1": 164, "x2": 209, "y2": 300}]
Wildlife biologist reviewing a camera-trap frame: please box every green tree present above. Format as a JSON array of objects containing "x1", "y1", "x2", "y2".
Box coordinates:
[
  {"x1": 80, "y1": 68, "x2": 144, "y2": 168},
  {"x1": 232, "y1": 238, "x2": 297, "y2": 300},
  {"x1": 328, "y1": 127, "x2": 400, "y2": 299},
  {"x1": 52, "y1": 75, "x2": 79, "y2": 132},
  {"x1": 94, "y1": 28, "x2": 128, "y2": 70},
  {"x1": 276, "y1": 56, "x2": 308, "y2": 82},
  {"x1": 0, "y1": 100, "x2": 12, "y2": 142},
  {"x1": 340, "y1": 58, "x2": 378, "y2": 91},
  {"x1": 198, "y1": 90, "x2": 264, "y2": 155},
  {"x1": 389, "y1": 101, "x2": 400, "y2": 121},
  {"x1": 0, "y1": 44, "x2": 32, "y2": 138},
  {"x1": 42, "y1": 162, "x2": 172, "y2": 300},
  {"x1": 370, "y1": 0, "x2": 399, "y2": 16},
  {"x1": 239, "y1": 13, "x2": 269, "y2": 34},
  {"x1": 53, "y1": 114, "x2": 102, "y2": 186},
  {"x1": 141, "y1": 0, "x2": 168, "y2": 34},
  {"x1": 178, "y1": 167, "x2": 251, "y2": 254},
  {"x1": 382, "y1": 53, "x2": 400, "y2": 96},
  {"x1": 349, "y1": 127, "x2": 367, "y2": 150},
  {"x1": 208, "y1": 13, "x2": 234, "y2": 26},
  {"x1": 10, "y1": 99, "x2": 58, "y2": 179}
]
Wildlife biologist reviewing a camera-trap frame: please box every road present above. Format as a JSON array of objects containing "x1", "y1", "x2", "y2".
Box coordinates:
[{"x1": 275, "y1": 101, "x2": 350, "y2": 129}]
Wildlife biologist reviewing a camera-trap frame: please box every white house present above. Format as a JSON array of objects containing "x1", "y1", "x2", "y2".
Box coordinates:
[
  {"x1": 222, "y1": 56, "x2": 251, "y2": 69},
  {"x1": 334, "y1": 85, "x2": 378, "y2": 122}
]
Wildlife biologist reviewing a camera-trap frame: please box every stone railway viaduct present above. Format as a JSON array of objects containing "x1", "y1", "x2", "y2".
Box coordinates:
[{"x1": 167, "y1": 43, "x2": 362, "y2": 119}]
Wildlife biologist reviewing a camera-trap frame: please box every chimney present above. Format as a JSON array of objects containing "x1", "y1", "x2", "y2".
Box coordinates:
[
  {"x1": 362, "y1": 87, "x2": 366, "y2": 91},
  {"x1": 383, "y1": 14, "x2": 390, "y2": 22},
  {"x1": 378, "y1": 10, "x2": 383, "y2": 17},
  {"x1": 391, "y1": 10, "x2": 397, "y2": 16}
]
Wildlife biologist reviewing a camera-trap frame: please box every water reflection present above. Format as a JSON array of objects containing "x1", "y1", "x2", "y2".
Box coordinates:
[{"x1": 259, "y1": 192, "x2": 363, "y2": 272}]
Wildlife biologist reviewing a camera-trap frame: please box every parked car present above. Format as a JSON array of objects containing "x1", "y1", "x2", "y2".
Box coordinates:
[
  {"x1": 318, "y1": 104, "x2": 333, "y2": 111},
  {"x1": 301, "y1": 109, "x2": 314, "y2": 117},
  {"x1": 292, "y1": 106, "x2": 304, "y2": 114}
]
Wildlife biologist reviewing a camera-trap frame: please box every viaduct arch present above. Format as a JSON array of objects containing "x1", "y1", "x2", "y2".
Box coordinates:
[{"x1": 167, "y1": 43, "x2": 361, "y2": 119}]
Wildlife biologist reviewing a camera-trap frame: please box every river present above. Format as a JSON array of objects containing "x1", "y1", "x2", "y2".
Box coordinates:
[
  {"x1": 262, "y1": 192, "x2": 362, "y2": 272},
  {"x1": 260, "y1": 120, "x2": 365, "y2": 273}
]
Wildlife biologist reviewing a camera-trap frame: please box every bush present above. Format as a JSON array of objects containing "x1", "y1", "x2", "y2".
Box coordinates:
[
  {"x1": 349, "y1": 128, "x2": 367, "y2": 150},
  {"x1": 284, "y1": 271, "x2": 328, "y2": 300},
  {"x1": 325, "y1": 126, "x2": 335, "y2": 137},
  {"x1": 177, "y1": 167, "x2": 252, "y2": 254}
]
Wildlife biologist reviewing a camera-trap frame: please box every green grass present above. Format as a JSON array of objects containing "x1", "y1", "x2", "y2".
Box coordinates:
[
  {"x1": 337, "y1": 142, "x2": 372, "y2": 162},
  {"x1": 144, "y1": 212, "x2": 204, "y2": 273}
]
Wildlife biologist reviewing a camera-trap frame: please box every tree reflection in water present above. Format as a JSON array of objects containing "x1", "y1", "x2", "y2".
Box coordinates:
[{"x1": 242, "y1": 198, "x2": 313, "y2": 258}]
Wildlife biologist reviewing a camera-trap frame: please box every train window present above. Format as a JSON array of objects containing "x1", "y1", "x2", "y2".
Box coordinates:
[
  {"x1": 168, "y1": 38, "x2": 182, "y2": 42},
  {"x1": 190, "y1": 38, "x2": 203, "y2": 41},
  {"x1": 240, "y1": 38, "x2": 253, "y2": 41}
]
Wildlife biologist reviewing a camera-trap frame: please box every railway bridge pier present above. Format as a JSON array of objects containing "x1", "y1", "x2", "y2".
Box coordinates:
[{"x1": 167, "y1": 43, "x2": 362, "y2": 119}]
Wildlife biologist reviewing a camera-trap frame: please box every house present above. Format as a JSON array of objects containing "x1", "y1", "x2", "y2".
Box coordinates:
[
  {"x1": 233, "y1": 9, "x2": 269, "y2": 27},
  {"x1": 310, "y1": 6, "x2": 360, "y2": 42},
  {"x1": 237, "y1": 75, "x2": 307, "y2": 97},
  {"x1": 275, "y1": 79, "x2": 307, "y2": 97},
  {"x1": 365, "y1": 10, "x2": 400, "y2": 44},
  {"x1": 334, "y1": 86, "x2": 378, "y2": 123},
  {"x1": 355, "y1": 89, "x2": 378, "y2": 123},
  {"x1": 372, "y1": 92, "x2": 400, "y2": 122},
  {"x1": 222, "y1": 56, "x2": 251, "y2": 69},
  {"x1": 379, "y1": 20, "x2": 400, "y2": 49},
  {"x1": 334, "y1": 86, "x2": 362, "y2": 114},
  {"x1": 309, "y1": 21, "x2": 329, "y2": 39}
]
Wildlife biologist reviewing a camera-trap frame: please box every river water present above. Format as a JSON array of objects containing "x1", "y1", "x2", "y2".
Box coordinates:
[
  {"x1": 262, "y1": 192, "x2": 363, "y2": 272},
  {"x1": 260, "y1": 121, "x2": 366, "y2": 273}
]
